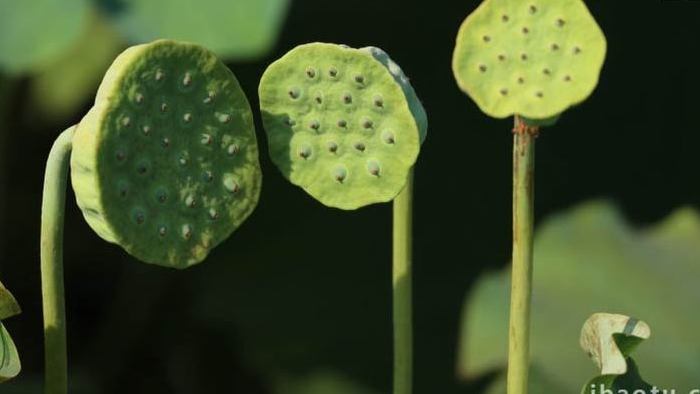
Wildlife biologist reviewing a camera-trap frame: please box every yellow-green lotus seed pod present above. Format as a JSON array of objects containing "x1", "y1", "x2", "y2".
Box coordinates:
[
  {"x1": 259, "y1": 43, "x2": 426, "y2": 210},
  {"x1": 452, "y1": 0, "x2": 607, "y2": 120},
  {"x1": 71, "y1": 40, "x2": 262, "y2": 268}
]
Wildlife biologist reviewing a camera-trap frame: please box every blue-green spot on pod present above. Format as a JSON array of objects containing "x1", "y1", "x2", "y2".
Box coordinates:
[
  {"x1": 452, "y1": 0, "x2": 607, "y2": 122},
  {"x1": 259, "y1": 43, "x2": 428, "y2": 210},
  {"x1": 70, "y1": 40, "x2": 262, "y2": 269}
]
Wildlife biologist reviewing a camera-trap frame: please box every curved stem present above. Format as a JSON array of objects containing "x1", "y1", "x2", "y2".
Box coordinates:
[
  {"x1": 393, "y1": 170, "x2": 413, "y2": 394},
  {"x1": 41, "y1": 127, "x2": 74, "y2": 394},
  {"x1": 506, "y1": 117, "x2": 537, "y2": 394}
]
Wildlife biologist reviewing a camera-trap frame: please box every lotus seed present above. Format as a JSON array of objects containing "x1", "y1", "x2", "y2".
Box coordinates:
[
  {"x1": 156, "y1": 189, "x2": 167, "y2": 203},
  {"x1": 557, "y1": 18, "x2": 566, "y2": 27},
  {"x1": 160, "y1": 103, "x2": 168, "y2": 113},
  {"x1": 135, "y1": 93, "x2": 144, "y2": 104},
  {"x1": 363, "y1": 119, "x2": 374, "y2": 129},
  {"x1": 355, "y1": 75, "x2": 365, "y2": 84},
  {"x1": 121, "y1": 116, "x2": 131, "y2": 127},
  {"x1": 482, "y1": 35, "x2": 491, "y2": 43},
  {"x1": 498, "y1": 54, "x2": 506, "y2": 61},
  {"x1": 310, "y1": 120, "x2": 320, "y2": 130},
  {"x1": 522, "y1": 27, "x2": 530, "y2": 34},
  {"x1": 116, "y1": 151, "x2": 126, "y2": 161},
  {"x1": 209, "y1": 209, "x2": 218, "y2": 220},
  {"x1": 521, "y1": 53, "x2": 528, "y2": 61},
  {"x1": 218, "y1": 113, "x2": 231, "y2": 123},
  {"x1": 315, "y1": 96, "x2": 322, "y2": 104},
  {"x1": 181, "y1": 224, "x2": 192, "y2": 240},
  {"x1": 574, "y1": 46, "x2": 582, "y2": 54},
  {"x1": 479, "y1": 64, "x2": 487, "y2": 72},
  {"x1": 382, "y1": 130, "x2": 395, "y2": 144},
  {"x1": 285, "y1": 118, "x2": 295, "y2": 126},
  {"x1": 502, "y1": 14, "x2": 509, "y2": 22},
  {"x1": 135, "y1": 212, "x2": 145, "y2": 225},
  {"x1": 224, "y1": 177, "x2": 240, "y2": 193},
  {"x1": 374, "y1": 96, "x2": 384, "y2": 107},
  {"x1": 551, "y1": 43, "x2": 560, "y2": 51},
  {"x1": 500, "y1": 88, "x2": 508, "y2": 96},
  {"x1": 306, "y1": 67, "x2": 316, "y2": 78},
  {"x1": 343, "y1": 93, "x2": 352, "y2": 104},
  {"x1": 529, "y1": 5, "x2": 537, "y2": 13},
  {"x1": 162, "y1": 138, "x2": 170, "y2": 148},
  {"x1": 142, "y1": 125, "x2": 151, "y2": 135},
  {"x1": 185, "y1": 195, "x2": 196, "y2": 208},
  {"x1": 337, "y1": 119, "x2": 347, "y2": 128},
  {"x1": 201, "y1": 134, "x2": 212, "y2": 145},
  {"x1": 333, "y1": 166, "x2": 347, "y2": 183},
  {"x1": 329, "y1": 67, "x2": 338, "y2": 77},
  {"x1": 518, "y1": 77, "x2": 525, "y2": 84},
  {"x1": 564, "y1": 75, "x2": 572, "y2": 82},
  {"x1": 203, "y1": 92, "x2": 215, "y2": 104},
  {"x1": 182, "y1": 72, "x2": 192, "y2": 86},
  {"x1": 183, "y1": 113, "x2": 192, "y2": 123},
  {"x1": 227, "y1": 144, "x2": 239, "y2": 156},
  {"x1": 203, "y1": 171, "x2": 213, "y2": 182},
  {"x1": 137, "y1": 163, "x2": 148, "y2": 174},
  {"x1": 158, "y1": 226, "x2": 167, "y2": 237},
  {"x1": 354, "y1": 142, "x2": 366, "y2": 152},
  {"x1": 155, "y1": 70, "x2": 164, "y2": 81},
  {"x1": 367, "y1": 161, "x2": 380, "y2": 176},
  {"x1": 288, "y1": 89, "x2": 299, "y2": 99},
  {"x1": 327, "y1": 142, "x2": 338, "y2": 153},
  {"x1": 543, "y1": 68, "x2": 551, "y2": 75},
  {"x1": 536, "y1": 91, "x2": 544, "y2": 98},
  {"x1": 299, "y1": 146, "x2": 312, "y2": 159}
]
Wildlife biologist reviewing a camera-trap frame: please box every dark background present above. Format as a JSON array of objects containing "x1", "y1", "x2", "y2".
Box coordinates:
[{"x1": 1, "y1": 0, "x2": 699, "y2": 393}]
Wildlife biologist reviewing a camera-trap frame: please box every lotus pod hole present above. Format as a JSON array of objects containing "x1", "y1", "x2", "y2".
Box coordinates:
[
  {"x1": 259, "y1": 43, "x2": 427, "y2": 210},
  {"x1": 70, "y1": 40, "x2": 262, "y2": 268},
  {"x1": 452, "y1": 0, "x2": 606, "y2": 119}
]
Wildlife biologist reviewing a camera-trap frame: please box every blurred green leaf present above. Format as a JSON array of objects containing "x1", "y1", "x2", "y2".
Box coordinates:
[
  {"x1": 0, "y1": 282, "x2": 20, "y2": 320},
  {"x1": 103, "y1": 0, "x2": 291, "y2": 60},
  {"x1": 458, "y1": 201, "x2": 700, "y2": 392},
  {"x1": 0, "y1": 281, "x2": 20, "y2": 383},
  {"x1": 0, "y1": 324, "x2": 20, "y2": 383},
  {"x1": 275, "y1": 371, "x2": 380, "y2": 394},
  {"x1": 0, "y1": 0, "x2": 90, "y2": 74},
  {"x1": 30, "y1": 12, "x2": 124, "y2": 121}
]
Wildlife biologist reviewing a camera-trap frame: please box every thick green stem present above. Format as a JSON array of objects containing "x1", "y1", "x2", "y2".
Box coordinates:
[
  {"x1": 40, "y1": 127, "x2": 75, "y2": 394},
  {"x1": 393, "y1": 170, "x2": 413, "y2": 394},
  {"x1": 506, "y1": 118, "x2": 537, "y2": 394}
]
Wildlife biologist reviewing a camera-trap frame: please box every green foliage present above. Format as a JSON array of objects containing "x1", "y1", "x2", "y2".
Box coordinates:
[
  {"x1": 0, "y1": 0, "x2": 90, "y2": 74},
  {"x1": 29, "y1": 13, "x2": 125, "y2": 121},
  {"x1": 70, "y1": 40, "x2": 262, "y2": 268},
  {"x1": 0, "y1": 281, "x2": 21, "y2": 383},
  {"x1": 458, "y1": 201, "x2": 700, "y2": 392},
  {"x1": 259, "y1": 43, "x2": 425, "y2": 209},
  {"x1": 580, "y1": 314, "x2": 653, "y2": 394},
  {"x1": 452, "y1": 0, "x2": 606, "y2": 119},
  {"x1": 104, "y1": 0, "x2": 291, "y2": 60}
]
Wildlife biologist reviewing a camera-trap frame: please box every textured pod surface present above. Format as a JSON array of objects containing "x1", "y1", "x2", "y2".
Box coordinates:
[
  {"x1": 259, "y1": 43, "x2": 425, "y2": 210},
  {"x1": 71, "y1": 40, "x2": 262, "y2": 268},
  {"x1": 452, "y1": 0, "x2": 606, "y2": 119}
]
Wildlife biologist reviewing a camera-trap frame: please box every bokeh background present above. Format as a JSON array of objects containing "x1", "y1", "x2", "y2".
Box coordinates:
[{"x1": 0, "y1": 0, "x2": 699, "y2": 393}]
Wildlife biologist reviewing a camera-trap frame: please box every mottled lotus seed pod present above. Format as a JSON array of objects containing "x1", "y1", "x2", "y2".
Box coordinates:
[
  {"x1": 259, "y1": 43, "x2": 427, "y2": 210},
  {"x1": 452, "y1": 0, "x2": 607, "y2": 120},
  {"x1": 71, "y1": 40, "x2": 262, "y2": 268}
]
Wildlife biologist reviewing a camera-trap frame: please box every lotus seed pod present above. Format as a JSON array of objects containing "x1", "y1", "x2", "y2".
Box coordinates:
[
  {"x1": 71, "y1": 40, "x2": 262, "y2": 268},
  {"x1": 259, "y1": 43, "x2": 426, "y2": 210},
  {"x1": 452, "y1": 0, "x2": 607, "y2": 120},
  {"x1": 0, "y1": 281, "x2": 20, "y2": 382}
]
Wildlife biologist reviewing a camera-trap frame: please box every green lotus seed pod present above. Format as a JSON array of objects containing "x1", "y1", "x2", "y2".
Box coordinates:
[
  {"x1": 71, "y1": 40, "x2": 262, "y2": 268},
  {"x1": 452, "y1": 0, "x2": 607, "y2": 120},
  {"x1": 259, "y1": 43, "x2": 426, "y2": 210}
]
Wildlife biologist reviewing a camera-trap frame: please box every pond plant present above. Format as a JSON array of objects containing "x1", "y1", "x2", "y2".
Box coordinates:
[
  {"x1": 259, "y1": 43, "x2": 427, "y2": 394},
  {"x1": 0, "y1": 281, "x2": 21, "y2": 382},
  {"x1": 40, "y1": 39, "x2": 262, "y2": 394},
  {"x1": 452, "y1": 0, "x2": 606, "y2": 393}
]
